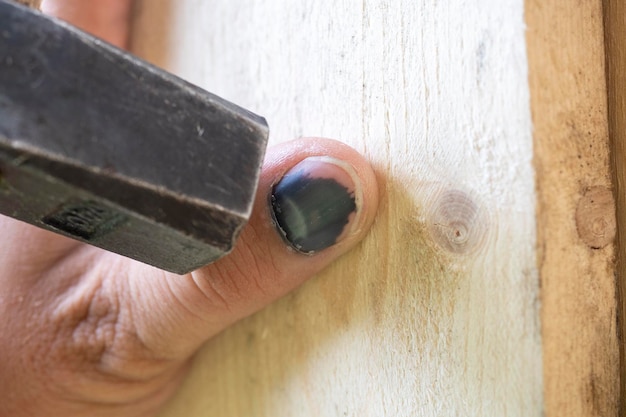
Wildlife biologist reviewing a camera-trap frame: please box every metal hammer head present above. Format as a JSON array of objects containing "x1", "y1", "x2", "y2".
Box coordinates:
[{"x1": 0, "y1": 0, "x2": 269, "y2": 274}]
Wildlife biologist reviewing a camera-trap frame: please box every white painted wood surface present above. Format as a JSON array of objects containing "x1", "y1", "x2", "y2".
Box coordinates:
[{"x1": 132, "y1": 1, "x2": 542, "y2": 415}]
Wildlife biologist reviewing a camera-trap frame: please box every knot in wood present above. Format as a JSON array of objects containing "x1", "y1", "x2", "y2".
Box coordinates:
[
  {"x1": 575, "y1": 186, "x2": 616, "y2": 249},
  {"x1": 428, "y1": 190, "x2": 487, "y2": 254}
]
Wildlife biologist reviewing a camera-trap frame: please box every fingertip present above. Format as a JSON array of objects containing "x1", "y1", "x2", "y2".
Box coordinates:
[{"x1": 196, "y1": 137, "x2": 380, "y2": 315}]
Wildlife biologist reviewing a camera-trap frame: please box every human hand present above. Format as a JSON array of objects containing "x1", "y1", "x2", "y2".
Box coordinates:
[{"x1": 0, "y1": 1, "x2": 379, "y2": 416}]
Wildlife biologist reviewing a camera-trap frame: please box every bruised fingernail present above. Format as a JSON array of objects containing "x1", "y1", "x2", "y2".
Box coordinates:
[{"x1": 270, "y1": 156, "x2": 359, "y2": 254}]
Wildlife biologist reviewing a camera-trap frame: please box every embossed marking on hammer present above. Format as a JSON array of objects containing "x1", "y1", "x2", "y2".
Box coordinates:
[{"x1": 43, "y1": 200, "x2": 126, "y2": 240}]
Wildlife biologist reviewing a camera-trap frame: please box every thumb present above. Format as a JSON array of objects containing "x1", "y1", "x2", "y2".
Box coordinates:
[{"x1": 125, "y1": 138, "x2": 379, "y2": 359}]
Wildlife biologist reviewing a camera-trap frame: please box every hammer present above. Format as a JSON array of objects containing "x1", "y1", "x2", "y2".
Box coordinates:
[{"x1": 0, "y1": 0, "x2": 269, "y2": 274}]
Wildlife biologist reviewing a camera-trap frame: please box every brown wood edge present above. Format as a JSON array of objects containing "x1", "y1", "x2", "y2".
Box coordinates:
[
  {"x1": 603, "y1": 0, "x2": 626, "y2": 415},
  {"x1": 528, "y1": 0, "x2": 620, "y2": 414}
]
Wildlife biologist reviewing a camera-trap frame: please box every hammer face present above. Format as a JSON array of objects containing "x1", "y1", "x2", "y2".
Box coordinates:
[{"x1": 0, "y1": 1, "x2": 269, "y2": 274}]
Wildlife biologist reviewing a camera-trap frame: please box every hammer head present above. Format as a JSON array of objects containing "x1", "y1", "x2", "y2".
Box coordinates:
[{"x1": 0, "y1": 0, "x2": 269, "y2": 274}]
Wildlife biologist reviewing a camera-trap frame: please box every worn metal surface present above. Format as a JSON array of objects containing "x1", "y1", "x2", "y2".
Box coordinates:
[{"x1": 0, "y1": 0, "x2": 269, "y2": 274}]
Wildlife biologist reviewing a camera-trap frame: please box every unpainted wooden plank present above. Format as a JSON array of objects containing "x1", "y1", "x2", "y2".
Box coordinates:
[
  {"x1": 603, "y1": 0, "x2": 626, "y2": 413},
  {"x1": 132, "y1": 1, "x2": 542, "y2": 416},
  {"x1": 525, "y1": 0, "x2": 619, "y2": 415}
]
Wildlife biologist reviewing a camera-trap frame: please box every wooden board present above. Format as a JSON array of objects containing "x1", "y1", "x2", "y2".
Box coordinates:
[
  {"x1": 130, "y1": 0, "x2": 617, "y2": 415},
  {"x1": 603, "y1": 0, "x2": 626, "y2": 411},
  {"x1": 526, "y1": 1, "x2": 619, "y2": 415}
]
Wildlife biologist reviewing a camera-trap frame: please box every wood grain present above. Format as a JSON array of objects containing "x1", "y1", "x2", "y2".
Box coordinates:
[
  {"x1": 132, "y1": 1, "x2": 541, "y2": 415},
  {"x1": 526, "y1": 0, "x2": 619, "y2": 416},
  {"x1": 603, "y1": 0, "x2": 626, "y2": 413}
]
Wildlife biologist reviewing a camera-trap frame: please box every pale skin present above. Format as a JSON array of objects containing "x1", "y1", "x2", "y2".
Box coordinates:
[{"x1": 0, "y1": 1, "x2": 379, "y2": 416}]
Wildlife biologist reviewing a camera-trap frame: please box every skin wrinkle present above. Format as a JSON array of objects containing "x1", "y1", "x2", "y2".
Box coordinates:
[
  {"x1": 246, "y1": 244, "x2": 272, "y2": 299},
  {"x1": 213, "y1": 255, "x2": 247, "y2": 301},
  {"x1": 41, "y1": 254, "x2": 172, "y2": 395},
  {"x1": 230, "y1": 242, "x2": 269, "y2": 300},
  {"x1": 52, "y1": 367, "x2": 185, "y2": 416},
  {"x1": 100, "y1": 321, "x2": 182, "y2": 383},
  {"x1": 115, "y1": 274, "x2": 159, "y2": 365},
  {"x1": 52, "y1": 347, "x2": 181, "y2": 406},
  {"x1": 243, "y1": 220, "x2": 280, "y2": 296},
  {"x1": 100, "y1": 279, "x2": 179, "y2": 382},
  {"x1": 38, "y1": 254, "x2": 176, "y2": 386},
  {"x1": 268, "y1": 248, "x2": 284, "y2": 280},
  {"x1": 190, "y1": 269, "x2": 234, "y2": 315},
  {"x1": 163, "y1": 275, "x2": 211, "y2": 324},
  {"x1": 126, "y1": 265, "x2": 182, "y2": 358},
  {"x1": 127, "y1": 267, "x2": 219, "y2": 361},
  {"x1": 49, "y1": 270, "x2": 119, "y2": 372}
]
